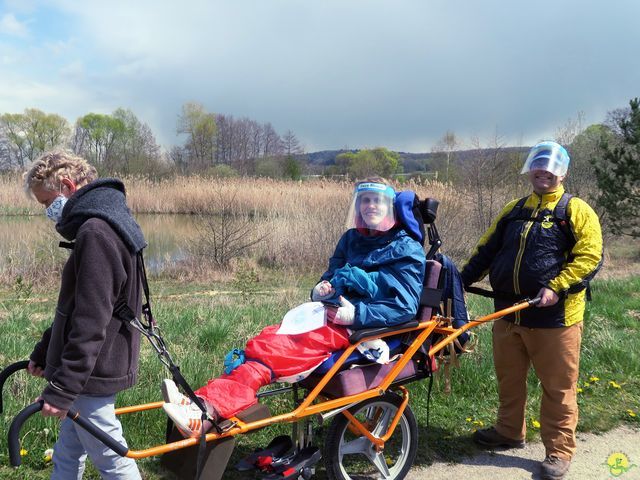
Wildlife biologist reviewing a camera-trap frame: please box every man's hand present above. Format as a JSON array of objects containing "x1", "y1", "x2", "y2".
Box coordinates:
[
  {"x1": 37, "y1": 397, "x2": 68, "y2": 419},
  {"x1": 312, "y1": 280, "x2": 335, "y2": 301},
  {"x1": 27, "y1": 360, "x2": 44, "y2": 377},
  {"x1": 331, "y1": 296, "x2": 355, "y2": 325},
  {"x1": 535, "y1": 287, "x2": 559, "y2": 307}
]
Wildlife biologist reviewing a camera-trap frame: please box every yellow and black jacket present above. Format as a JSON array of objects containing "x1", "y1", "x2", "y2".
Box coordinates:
[{"x1": 461, "y1": 186, "x2": 603, "y2": 328}]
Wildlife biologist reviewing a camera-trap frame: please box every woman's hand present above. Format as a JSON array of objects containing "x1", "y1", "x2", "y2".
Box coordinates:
[
  {"x1": 312, "y1": 280, "x2": 335, "y2": 301},
  {"x1": 27, "y1": 360, "x2": 44, "y2": 377},
  {"x1": 329, "y1": 296, "x2": 355, "y2": 325}
]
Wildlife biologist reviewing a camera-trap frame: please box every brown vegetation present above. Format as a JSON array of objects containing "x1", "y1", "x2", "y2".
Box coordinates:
[{"x1": 0, "y1": 175, "x2": 635, "y2": 289}]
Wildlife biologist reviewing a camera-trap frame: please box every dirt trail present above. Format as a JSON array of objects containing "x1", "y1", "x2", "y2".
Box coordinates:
[{"x1": 406, "y1": 425, "x2": 640, "y2": 480}]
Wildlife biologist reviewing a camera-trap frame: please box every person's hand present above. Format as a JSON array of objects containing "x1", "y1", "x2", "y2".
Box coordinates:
[
  {"x1": 37, "y1": 397, "x2": 67, "y2": 419},
  {"x1": 535, "y1": 287, "x2": 559, "y2": 307},
  {"x1": 331, "y1": 296, "x2": 355, "y2": 325},
  {"x1": 312, "y1": 280, "x2": 335, "y2": 301},
  {"x1": 27, "y1": 360, "x2": 44, "y2": 377}
]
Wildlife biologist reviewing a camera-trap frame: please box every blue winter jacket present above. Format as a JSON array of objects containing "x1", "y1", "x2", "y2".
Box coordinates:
[{"x1": 320, "y1": 228, "x2": 426, "y2": 329}]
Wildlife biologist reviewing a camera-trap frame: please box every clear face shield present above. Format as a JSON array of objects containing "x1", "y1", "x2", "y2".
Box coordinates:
[
  {"x1": 345, "y1": 182, "x2": 396, "y2": 232},
  {"x1": 521, "y1": 141, "x2": 570, "y2": 177}
]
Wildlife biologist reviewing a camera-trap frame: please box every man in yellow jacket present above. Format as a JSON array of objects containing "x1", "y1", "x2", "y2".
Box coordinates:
[{"x1": 461, "y1": 141, "x2": 603, "y2": 480}]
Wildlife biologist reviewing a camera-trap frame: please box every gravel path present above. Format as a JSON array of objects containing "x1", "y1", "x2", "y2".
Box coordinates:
[{"x1": 406, "y1": 425, "x2": 640, "y2": 479}]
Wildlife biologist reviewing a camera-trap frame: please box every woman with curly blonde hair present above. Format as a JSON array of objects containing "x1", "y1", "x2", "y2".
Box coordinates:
[{"x1": 24, "y1": 150, "x2": 145, "y2": 479}]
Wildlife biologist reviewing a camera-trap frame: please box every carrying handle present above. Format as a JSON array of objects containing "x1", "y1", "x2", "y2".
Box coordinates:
[
  {"x1": 8, "y1": 400, "x2": 43, "y2": 466},
  {"x1": 7, "y1": 401, "x2": 130, "y2": 467},
  {"x1": 0, "y1": 360, "x2": 29, "y2": 414}
]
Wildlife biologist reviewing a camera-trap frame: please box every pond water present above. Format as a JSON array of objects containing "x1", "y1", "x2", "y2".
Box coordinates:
[{"x1": 0, "y1": 214, "x2": 201, "y2": 274}]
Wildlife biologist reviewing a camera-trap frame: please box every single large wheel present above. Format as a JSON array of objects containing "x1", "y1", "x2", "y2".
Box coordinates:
[{"x1": 324, "y1": 392, "x2": 418, "y2": 480}]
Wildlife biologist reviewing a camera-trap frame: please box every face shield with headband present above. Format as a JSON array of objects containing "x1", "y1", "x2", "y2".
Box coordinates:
[
  {"x1": 346, "y1": 182, "x2": 396, "y2": 233},
  {"x1": 521, "y1": 141, "x2": 570, "y2": 177}
]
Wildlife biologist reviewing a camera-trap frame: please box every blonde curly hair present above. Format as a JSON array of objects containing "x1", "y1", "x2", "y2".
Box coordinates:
[{"x1": 24, "y1": 151, "x2": 97, "y2": 195}]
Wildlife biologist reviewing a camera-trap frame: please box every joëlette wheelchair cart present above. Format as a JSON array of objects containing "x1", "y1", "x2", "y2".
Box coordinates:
[{"x1": 0, "y1": 196, "x2": 539, "y2": 480}]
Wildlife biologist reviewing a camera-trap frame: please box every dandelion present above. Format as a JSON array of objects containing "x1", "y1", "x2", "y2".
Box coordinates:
[
  {"x1": 465, "y1": 417, "x2": 472, "y2": 422},
  {"x1": 609, "y1": 381, "x2": 622, "y2": 389},
  {"x1": 627, "y1": 410, "x2": 637, "y2": 418},
  {"x1": 583, "y1": 382, "x2": 591, "y2": 387},
  {"x1": 20, "y1": 448, "x2": 28, "y2": 457},
  {"x1": 577, "y1": 387, "x2": 583, "y2": 393},
  {"x1": 589, "y1": 376, "x2": 600, "y2": 383},
  {"x1": 473, "y1": 420, "x2": 484, "y2": 427},
  {"x1": 43, "y1": 448, "x2": 54, "y2": 463},
  {"x1": 531, "y1": 419, "x2": 541, "y2": 429}
]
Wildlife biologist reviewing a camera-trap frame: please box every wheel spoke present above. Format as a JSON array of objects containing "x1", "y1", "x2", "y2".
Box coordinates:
[
  {"x1": 367, "y1": 450, "x2": 392, "y2": 478},
  {"x1": 340, "y1": 436, "x2": 371, "y2": 456},
  {"x1": 372, "y1": 406, "x2": 394, "y2": 437}
]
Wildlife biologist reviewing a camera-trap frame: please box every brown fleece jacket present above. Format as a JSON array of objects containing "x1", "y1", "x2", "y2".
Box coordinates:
[{"x1": 30, "y1": 218, "x2": 141, "y2": 410}]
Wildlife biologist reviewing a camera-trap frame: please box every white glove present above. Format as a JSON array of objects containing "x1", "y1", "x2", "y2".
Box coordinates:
[
  {"x1": 332, "y1": 296, "x2": 355, "y2": 326},
  {"x1": 311, "y1": 280, "x2": 335, "y2": 301}
]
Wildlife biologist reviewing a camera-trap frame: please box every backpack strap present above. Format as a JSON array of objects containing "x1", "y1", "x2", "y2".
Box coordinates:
[{"x1": 553, "y1": 192, "x2": 576, "y2": 247}]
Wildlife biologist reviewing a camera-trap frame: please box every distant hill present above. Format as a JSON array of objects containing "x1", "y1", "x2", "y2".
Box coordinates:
[{"x1": 305, "y1": 147, "x2": 529, "y2": 172}]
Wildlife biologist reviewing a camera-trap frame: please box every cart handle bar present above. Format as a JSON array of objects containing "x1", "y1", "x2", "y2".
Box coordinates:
[{"x1": 8, "y1": 400, "x2": 129, "y2": 467}]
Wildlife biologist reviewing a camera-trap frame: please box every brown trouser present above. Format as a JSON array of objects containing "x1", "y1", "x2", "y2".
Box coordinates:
[{"x1": 492, "y1": 319, "x2": 583, "y2": 460}]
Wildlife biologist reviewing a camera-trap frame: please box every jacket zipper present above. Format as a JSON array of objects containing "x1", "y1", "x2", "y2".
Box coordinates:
[{"x1": 512, "y1": 196, "x2": 542, "y2": 324}]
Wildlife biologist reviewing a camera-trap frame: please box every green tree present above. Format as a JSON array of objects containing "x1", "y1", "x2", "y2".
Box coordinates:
[
  {"x1": 335, "y1": 147, "x2": 400, "y2": 179},
  {"x1": 593, "y1": 98, "x2": 640, "y2": 237},
  {"x1": 0, "y1": 109, "x2": 70, "y2": 168},
  {"x1": 566, "y1": 124, "x2": 613, "y2": 199},
  {"x1": 74, "y1": 113, "x2": 126, "y2": 170},
  {"x1": 177, "y1": 102, "x2": 217, "y2": 171}
]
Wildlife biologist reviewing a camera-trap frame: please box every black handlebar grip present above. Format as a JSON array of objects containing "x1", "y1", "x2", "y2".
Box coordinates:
[
  {"x1": 0, "y1": 360, "x2": 29, "y2": 414},
  {"x1": 8, "y1": 400, "x2": 43, "y2": 467}
]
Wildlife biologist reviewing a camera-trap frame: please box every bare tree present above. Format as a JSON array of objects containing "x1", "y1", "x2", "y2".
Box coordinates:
[
  {"x1": 431, "y1": 130, "x2": 458, "y2": 183},
  {"x1": 189, "y1": 189, "x2": 269, "y2": 268},
  {"x1": 463, "y1": 130, "x2": 519, "y2": 233}
]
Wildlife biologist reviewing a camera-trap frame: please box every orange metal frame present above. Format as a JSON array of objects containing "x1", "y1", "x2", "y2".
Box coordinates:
[{"x1": 115, "y1": 300, "x2": 534, "y2": 459}]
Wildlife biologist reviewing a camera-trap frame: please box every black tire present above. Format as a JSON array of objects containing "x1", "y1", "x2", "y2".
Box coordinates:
[{"x1": 324, "y1": 392, "x2": 418, "y2": 480}]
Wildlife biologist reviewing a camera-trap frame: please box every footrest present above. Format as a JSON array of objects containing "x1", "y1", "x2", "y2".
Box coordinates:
[
  {"x1": 263, "y1": 446, "x2": 322, "y2": 480},
  {"x1": 235, "y1": 434, "x2": 293, "y2": 472}
]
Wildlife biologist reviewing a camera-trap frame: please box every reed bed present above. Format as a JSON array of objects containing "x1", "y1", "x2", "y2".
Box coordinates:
[{"x1": 1, "y1": 174, "x2": 625, "y2": 289}]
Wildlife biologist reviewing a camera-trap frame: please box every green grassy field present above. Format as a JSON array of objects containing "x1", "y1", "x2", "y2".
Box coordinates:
[{"x1": 0, "y1": 276, "x2": 638, "y2": 479}]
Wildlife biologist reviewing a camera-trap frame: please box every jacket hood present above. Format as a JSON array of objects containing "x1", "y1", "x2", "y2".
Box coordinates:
[{"x1": 56, "y1": 178, "x2": 147, "y2": 253}]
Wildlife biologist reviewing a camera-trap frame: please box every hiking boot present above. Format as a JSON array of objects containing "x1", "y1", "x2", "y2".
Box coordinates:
[
  {"x1": 540, "y1": 455, "x2": 571, "y2": 479},
  {"x1": 472, "y1": 426, "x2": 525, "y2": 448},
  {"x1": 161, "y1": 379, "x2": 191, "y2": 406},
  {"x1": 163, "y1": 402, "x2": 212, "y2": 438}
]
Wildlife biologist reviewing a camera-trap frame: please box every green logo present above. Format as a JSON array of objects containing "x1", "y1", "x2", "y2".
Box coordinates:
[
  {"x1": 541, "y1": 214, "x2": 554, "y2": 229},
  {"x1": 603, "y1": 452, "x2": 637, "y2": 477}
]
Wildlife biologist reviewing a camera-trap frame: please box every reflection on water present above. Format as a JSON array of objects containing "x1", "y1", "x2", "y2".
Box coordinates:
[{"x1": 0, "y1": 214, "x2": 202, "y2": 274}]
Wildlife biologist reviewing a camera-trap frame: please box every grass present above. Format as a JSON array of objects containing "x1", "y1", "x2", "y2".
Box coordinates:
[{"x1": 0, "y1": 275, "x2": 638, "y2": 479}]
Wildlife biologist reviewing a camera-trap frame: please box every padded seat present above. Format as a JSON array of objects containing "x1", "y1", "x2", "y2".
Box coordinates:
[{"x1": 301, "y1": 358, "x2": 425, "y2": 398}]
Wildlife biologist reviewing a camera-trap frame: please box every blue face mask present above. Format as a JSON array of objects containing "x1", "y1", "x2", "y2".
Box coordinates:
[{"x1": 45, "y1": 195, "x2": 68, "y2": 223}]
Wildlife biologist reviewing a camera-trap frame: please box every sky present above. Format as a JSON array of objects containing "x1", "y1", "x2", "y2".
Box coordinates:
[{"x1": 1, "y1": 0, "x2": 639, "y2": 153}]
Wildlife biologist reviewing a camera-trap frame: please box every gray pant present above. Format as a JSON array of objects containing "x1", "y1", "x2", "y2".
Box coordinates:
[{"x1": 51, "y1": 394, "x2": 141, "y2": 480}]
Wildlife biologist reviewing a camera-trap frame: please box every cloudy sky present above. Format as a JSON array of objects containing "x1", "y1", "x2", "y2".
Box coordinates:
[{"x1": 1, "y1": 0, "x2": 638, "y2": 153}]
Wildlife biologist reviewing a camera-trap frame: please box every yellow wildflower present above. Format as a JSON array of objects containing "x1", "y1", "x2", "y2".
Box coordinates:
[
  {"x1": 43, "y1": 448, "x2": 54, "y2": 463},
  {"x1": 609, "y1": 381, "x2": 621, "y2": 389},
  {"x1": 583, "y1": 382, "x2": 591, "y2": 387},
  {"x1": 465, "y1": 417, "x2": 472, "y2": 422},
  {"x1": 589, "y1": 376, "x2": 600, "y2": 382},
  {"x1": 473, "y1": 420, "x2": 484, "y2": 427},
  {"x1": 627, "y1": 410, "x2": 637, "y2": 418},
  {"x1": 577, "y1": 387, "x2": 583, "y2": 393},
  {"x1": 531, "y1": 419, "x2": 541, "y2": 429},
  {"x1": 20, "y1": 448, "x2": 28, "y2": 457}
]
